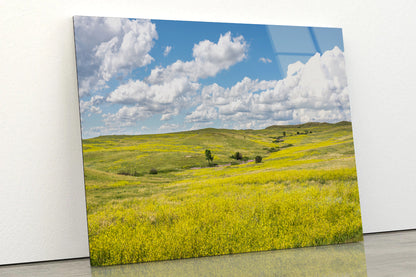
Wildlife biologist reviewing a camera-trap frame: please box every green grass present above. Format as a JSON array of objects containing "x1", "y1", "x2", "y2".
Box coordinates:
[{"x1": 83, "y1": 121, "x2": 363, "y2": 266}]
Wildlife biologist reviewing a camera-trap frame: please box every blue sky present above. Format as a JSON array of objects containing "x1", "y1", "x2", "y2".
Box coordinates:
[{"x1": 74, "y1": 17, "x2": 349, "y2": 138}]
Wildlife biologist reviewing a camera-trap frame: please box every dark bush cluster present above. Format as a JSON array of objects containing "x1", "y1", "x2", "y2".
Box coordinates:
[
  {"x1": 149, "y1": 168, "x2": 158, "y2": 175},
  {"x1": 118, "y1": 169, "x2": 141, "y2": 177},
  {"x1": 280, "y1": 143, "x2": 293, "y2": 149},
  {"x1": 273, "y1": 138, "x2": 284, "y2": 143},
  {"x1": 255, "y1": 156, "x2": 262, "y2": 163},
  {"x1": 118, "y1": 171, "x2": 130, "y2": 176},
  {"x1": 266, "y1": 147, "x2": 279, "y2": 153},
  {"x1": 231, "y1": 151, "x2": 243, "y2": 160}
]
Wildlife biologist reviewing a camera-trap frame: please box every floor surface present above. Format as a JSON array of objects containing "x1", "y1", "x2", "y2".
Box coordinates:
[{"x1": 1, "y1": 230, "x2": 415, "y2": 276}]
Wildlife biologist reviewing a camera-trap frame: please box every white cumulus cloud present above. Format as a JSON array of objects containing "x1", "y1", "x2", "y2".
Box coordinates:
[
  {"x1": 104, "y1": 32, "x2": 247, "y2": 125},
  {"x1": 79, "y1": 95, "x2": 105, "y2": 115},
  {"x1": 259, "y1": 57, "x2": 272, "y2": 63},
  {"x1": 106, "y1": 77, "x2": 200, "y2": 123},
  {"x1": 107, "y1": 77, "x2": 199, "y2": 105},
  {"x1": 103, "y1": 105, "x2": 153, "y2": 127},
  {"x1": 74, "y1": 16, "x2": 158, "y2": 97},
  {"x1": 147, "y1": 32, "x2": 247, "y2": 84},
  {"x1": 185, "y1": 105, "x2": 218, "y2": 123},
  {"x1": 187, "y1": 46, "x2": 351, "y2": 129},
  {"x1": 163, "y1": 46, "x2": 172, "y2": 56},
  {"x1": 159, "y1": 123, "x2": 180, "y2": 132}
]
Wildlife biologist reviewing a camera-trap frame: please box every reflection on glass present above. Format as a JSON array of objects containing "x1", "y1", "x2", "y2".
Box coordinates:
[
  {"x1": 266, "y1": 25, "x2": 344, "y2": 78},
  {"x1": 92, "y1": 242, "x2": 367, "y2": 276}
]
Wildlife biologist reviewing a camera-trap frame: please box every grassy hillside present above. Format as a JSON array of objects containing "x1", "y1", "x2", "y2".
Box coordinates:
[{"x1": 83, "y1": 122, "x2": 363, "y2": 266}]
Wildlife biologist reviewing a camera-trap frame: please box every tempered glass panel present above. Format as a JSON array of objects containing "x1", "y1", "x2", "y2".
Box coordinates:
[{"x1": 73, "y1": 16, "x2": 362, "y2": 267}]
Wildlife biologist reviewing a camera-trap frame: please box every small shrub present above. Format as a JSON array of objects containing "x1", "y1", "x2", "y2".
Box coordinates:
[
  {"x1": 255, "y1": 156, "x2": 262, "y2": 163},
  {"x1": 118, "y1": 171, "x2": 130, "y2": 176},
  {"x1": 231, "y1": 152, "x2": 243, "y2": 160},
  {"x1": 280, "y1": 143, "x2": 293, "y2": 149},
  {"x1": 267, "y1": 147, "x2": 279, "y2": 153},
  {"x1": 149, "y1": 168, "x2": 158, "y2": 175},
  {"x1": 118, "y1": 168, "x2": 140, "y2": 176}
]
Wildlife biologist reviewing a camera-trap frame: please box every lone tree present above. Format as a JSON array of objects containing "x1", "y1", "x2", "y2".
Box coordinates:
[
  {"x1": 283, "y1": 131, "x2": 286, "y2": 137},
  {"x1": 205, "y1": 149, "x2": 214, "y2": 165}
]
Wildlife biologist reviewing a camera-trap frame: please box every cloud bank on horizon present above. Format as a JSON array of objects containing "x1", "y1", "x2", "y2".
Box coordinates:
[{"x1": 74, "y1": 17, "x2": 351, "y2": 138}]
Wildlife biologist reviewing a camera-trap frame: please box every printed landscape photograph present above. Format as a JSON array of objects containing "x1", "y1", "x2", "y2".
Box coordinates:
[{"x1": 73, "y1": 16, "x2": 363, "y2": 266}]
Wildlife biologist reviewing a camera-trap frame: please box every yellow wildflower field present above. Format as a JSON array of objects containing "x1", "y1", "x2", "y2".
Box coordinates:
[{"x1": 83, "y1": 122, "x2": 362, "y2": 266}]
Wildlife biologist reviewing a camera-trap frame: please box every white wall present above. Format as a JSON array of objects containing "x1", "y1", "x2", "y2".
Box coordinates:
[{"x1": 1, "y1": 0, "x2": 415, "y2": 265}]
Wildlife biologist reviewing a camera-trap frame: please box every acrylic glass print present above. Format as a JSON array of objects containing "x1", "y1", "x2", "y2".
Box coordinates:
[{"x1": 73, "y1": 16, "x2": 363, "y2": 266}]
